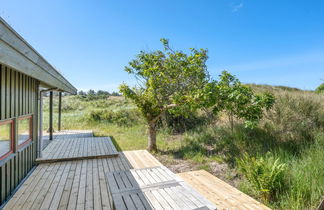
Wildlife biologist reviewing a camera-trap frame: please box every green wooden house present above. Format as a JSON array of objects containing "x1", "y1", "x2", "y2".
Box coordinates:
[{"x1": 0, "y1": 17, "x2": 77, "y2": 205}]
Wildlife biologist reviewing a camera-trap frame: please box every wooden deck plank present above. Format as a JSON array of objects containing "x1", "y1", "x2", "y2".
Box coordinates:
[
  {"x1": 39, "y1": 162, "x2": 70, "y2": 210},
  {"x1": 29, "y1": 163, "x2": 64, "y2": 209},
  {"x1": 178, "y1": 170, "x2": 271, "y2": 210},
  {"x1": 58, "y1": 161, "x2": 77, "y2": 209},
  {"x1": 17, "y1": 164, "x2": 58, "y2": 209},
  {"x1": 85, "y1": 159, "x2": 94, "y2": 210},
  {"x1": 3, "y1": 165, "x2": 45, "y2": 209},
  {"x1": 67, "y1": 159, "x2": 83, "y2": 210},
  {"x1": 36, "y1": 137, "x2": 119, "y2": 163},
  {"x1": 76, "y1": 160, "x2": 87, "y2": 210},
  {"x1": 123, "y1": 150, "x2": 163, "y2": 169},
  {"x1": 97, "y1": 159, "x2": 111, "y2": 210},
  {"x1": 151, "y1": 189, "x2": 173, "y2": 210},
  {"x1": 48, "y1": 162, "x2": 72, "y2": 210},
  {"x1": 107, "y1": 166, "x2": 216, "y2": 210},
  {"x1": 158, "y1": 188, "x2": 182, "y2": 209},
  {"x1": 92, "y1": 159, "x2": 102, "y2": 210}
]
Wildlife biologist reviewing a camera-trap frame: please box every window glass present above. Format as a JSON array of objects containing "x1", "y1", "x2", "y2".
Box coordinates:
[
  {"x1": 18, "y1": 117, "x2": 32, "y2": 146},
  {"x1": 0, "y1": 122, "x2": 12, "y2": 158}
]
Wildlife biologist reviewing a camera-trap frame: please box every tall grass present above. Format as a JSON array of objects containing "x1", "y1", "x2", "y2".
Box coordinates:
[{"x1": 279, "y1": 132, "x2": 324, "y2": 209}]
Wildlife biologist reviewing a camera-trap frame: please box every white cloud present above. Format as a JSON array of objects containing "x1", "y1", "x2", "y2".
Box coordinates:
[{"x1": 232, "y1": 2, "x2": 244, "y2": 13}]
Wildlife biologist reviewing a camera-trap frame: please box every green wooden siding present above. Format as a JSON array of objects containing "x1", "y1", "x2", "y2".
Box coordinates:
[{"x1": 0, "y1": 63, "x2": 39, "y2": 205}]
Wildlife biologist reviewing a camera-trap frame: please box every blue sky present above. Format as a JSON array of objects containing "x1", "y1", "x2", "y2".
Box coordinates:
[{"x1": 1, "y1": 0, "x2": 323, "y2": 91}]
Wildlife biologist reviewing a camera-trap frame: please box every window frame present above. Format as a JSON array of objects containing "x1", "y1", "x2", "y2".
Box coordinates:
[
  {"x1": 17, "y1": 115, "x2": 33, "y2": 149},
  {"x1": 0, "y1": 119, "x2": 14, "y2": 160}
]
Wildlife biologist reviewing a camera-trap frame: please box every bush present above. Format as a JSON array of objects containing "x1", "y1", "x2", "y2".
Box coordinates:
[
  {"x1": 85, "y1": 109, "x2": 141, "y2": 126},
  {"x1": 160, "y1": 111, "x2": 210, "y2": 133},
  {"x1": 315, "y1": 83, "x2": 324, "y2": 93},
  {"x1": 236, "y1": 153, "x2": 286, "y2": 203},
  {"x1": 263, "y1": 92, "x2": 323, "y2": 147}
]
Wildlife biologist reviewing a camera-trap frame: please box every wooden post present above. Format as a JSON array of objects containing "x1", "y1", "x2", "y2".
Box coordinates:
[
  {"x1": 39, "y1": 91, "x2": 43, "y2": 157},
  {"x1": 49, "y1": 91, "x2": 53, "y2": 140},
  {"x1": 58, "y1": 92, "x2": 62, "y2": 131}
]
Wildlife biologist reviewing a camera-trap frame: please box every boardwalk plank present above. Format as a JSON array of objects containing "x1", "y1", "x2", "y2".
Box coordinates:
[
  {"x1": 67, "y1": 160, "x2": 83, "y2": 210},
  {"x1": 36, "y1": 137, "x2": 119, "y2": 163},
  {"x1": 58, "y1": 161, "x2": 77, "y2": 209},
  {"x1": 107, "y1": 166, "x2": 216, "y2": 210}
]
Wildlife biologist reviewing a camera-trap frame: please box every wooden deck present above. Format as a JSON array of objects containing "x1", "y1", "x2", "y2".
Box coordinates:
[
  {"x1": 36, "y1": 137, "x2": 118, "y2": 163},
  {"x1": 108, "y1": 166, "x2": 216, "y2": 209},
  {"x1": 42, "y1": 130, "x2": 94, "y2": 149},
  {"x1": 178, "y1": 170, "x2": 271, "y2": 210},
  {"x1": 123, "y1": 150, "x2": 163, "y2": 169},
  {"x1": 3, "y1": 150, "x2": 161, "y2": 210},
  {"x1": 42, "y1": 130, "x2": 94, "y2": 140},
  {"x1": 4, "y1": 130, "x2": 270, "y2": 210}
]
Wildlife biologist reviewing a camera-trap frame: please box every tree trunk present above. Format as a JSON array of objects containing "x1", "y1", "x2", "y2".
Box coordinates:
[
  {"x1": 228, "y1": 113, "x2": 234, "y2": 133},
  {"x1": 147, "y1": 122, "x2": 157, "y2": 151}
]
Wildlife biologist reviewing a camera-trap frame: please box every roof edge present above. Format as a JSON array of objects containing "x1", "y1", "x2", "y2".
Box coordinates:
[{"x1": 0, "y1": 17, "x2": 77, "y2": 94}]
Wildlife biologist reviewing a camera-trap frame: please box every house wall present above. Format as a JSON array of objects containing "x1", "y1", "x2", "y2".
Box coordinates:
[{"x1": 0, "y1": 63, "x2": 39, "y2": 205}]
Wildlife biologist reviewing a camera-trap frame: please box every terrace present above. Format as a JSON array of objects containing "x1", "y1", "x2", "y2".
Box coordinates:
[{"x1": 3, "y1": 130, "x2": 270, "y2": 210}]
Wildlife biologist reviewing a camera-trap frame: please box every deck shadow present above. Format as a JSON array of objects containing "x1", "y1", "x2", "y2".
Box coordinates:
[
  {"x1": 107, "y1": 165, "x2": 216, "y2": 209},
  {"x1": 109, "y1": 136, "x2": 123, "y2": 152}
]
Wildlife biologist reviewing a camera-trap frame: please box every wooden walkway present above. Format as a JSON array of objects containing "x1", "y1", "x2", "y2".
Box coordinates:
[
  {"x1": 108, "y1": 166, "x2": 216, "y2": 210},
  {"x1": 3, "y1": 150, "x2": 161, "y2": 210},
  {"x1": 123, "y1": 150, "x2": 163, "y2": 169},
  {"x1": 178, "y1": 170, "x2": 271, "y2": 210},
  {"x1": 36, "y1": 137, "x2": 118, "y2": 163}
]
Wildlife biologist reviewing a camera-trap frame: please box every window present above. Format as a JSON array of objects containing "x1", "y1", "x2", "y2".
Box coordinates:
[
  {"x1": 18, "y1": 115, "x2": 32, "y2": 147},
  {"x1": 0, "y1": 120, "x2": 14, "y2": 160}
]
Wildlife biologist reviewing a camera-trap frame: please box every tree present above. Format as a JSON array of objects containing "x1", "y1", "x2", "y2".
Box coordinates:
[
  {"x1": 97, "y1": 90, "x2": 110, "y2": 98},
  {"x1": 206, "y1": 71, "x2": 275, "y2": 131},
  {"x1": 120, "y1": 39, "x2": 210, "y2": 151},
  {"x1": 87, "y1": 89, "x2": 96, "y2": 96},
  {"x1": 78, "y1": 90, "x2": 86, "y2": 96},
  {"x1": 315, "y1": 83, "x2": 324, "y2": 93},
  {"x1": 111, "y1": 91, "x2": 121, "y2": 96}
]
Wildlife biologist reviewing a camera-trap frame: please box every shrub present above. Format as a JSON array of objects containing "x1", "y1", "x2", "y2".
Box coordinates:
[
  {"x1": 263, "y1": 92, "x2": 323, "y2": 146},
  {"x1": 85, "y1": 109, "x2": 141, "y2": 126},
  {"x1": 315, "y1": 83, "x2": 324, "y2": 93},
  {"x1": 236, "y1": 153, "x2": 287, "y2": 203},
  {"x1": 160, "y1": 111, "x2": 210, "y2": 133}
]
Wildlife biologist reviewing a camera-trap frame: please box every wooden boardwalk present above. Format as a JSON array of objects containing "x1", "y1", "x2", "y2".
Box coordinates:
[
  {"x1": 178, "y1": 170, "x2": 271, "y2": 210},
  {"x1": 3, "y1": 150, "x2": 161, "y2": 210},
  {"x1": 123, "y1": 150, "x2": 163, "y2": 169},
  {"x1": 108, "y1": 166, "x2": 216, "y2": 210},
  {"x1": 36, "y1": 137, "x2": 118, "y2": 163}
]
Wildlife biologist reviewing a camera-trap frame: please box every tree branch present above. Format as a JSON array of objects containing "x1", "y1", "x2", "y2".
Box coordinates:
[{"x1": 150, "y1": 104, "x2": 178, "y2": 123}]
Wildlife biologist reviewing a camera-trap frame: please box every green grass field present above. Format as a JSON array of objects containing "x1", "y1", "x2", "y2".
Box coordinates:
[{"x1": 42, "y1": 86, "x2": 324, "y2": 209}]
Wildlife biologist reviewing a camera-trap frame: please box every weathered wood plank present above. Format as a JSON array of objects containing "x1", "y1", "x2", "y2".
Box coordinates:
[
  {"x1": 178, "y1": 170, "x2": 271, "y2": 210},
  {"x1": 36, "y1": 137, "x2": 119, "y2": 163},
  {"x1": 108, "y1": 166, "x2": 216, "y2": 210},
  {"x1": 76, "y1": 160, "x2": 87, "y2": 210}
]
